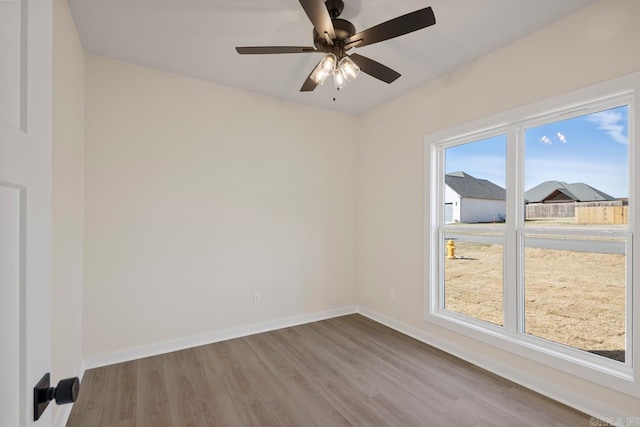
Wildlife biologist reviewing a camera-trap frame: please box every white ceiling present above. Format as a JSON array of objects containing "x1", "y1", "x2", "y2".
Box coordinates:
[{"x1": 68, "y1": 0, "x2": 598, "y2": 116}]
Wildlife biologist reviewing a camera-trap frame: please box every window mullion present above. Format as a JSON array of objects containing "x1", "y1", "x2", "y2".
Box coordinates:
[{"x1": 504, "y1": 125, "x2": 519, "y2": 333}]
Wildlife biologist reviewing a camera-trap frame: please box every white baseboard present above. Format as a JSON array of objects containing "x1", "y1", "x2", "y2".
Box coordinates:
[
  {"x1": 357, "y1": 306, "x2": 631, "y2": 422},
  {"x1": 54, "y1": 360, "x2": 87, "y2": 427},
  {"x1": 83, "y1": 306, "x2": 358, "y2": 370}
]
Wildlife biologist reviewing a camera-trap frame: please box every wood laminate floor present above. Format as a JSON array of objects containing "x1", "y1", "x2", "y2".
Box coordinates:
[{"x1": 67, "y1": 314, "x2": 593, "y2": 426}]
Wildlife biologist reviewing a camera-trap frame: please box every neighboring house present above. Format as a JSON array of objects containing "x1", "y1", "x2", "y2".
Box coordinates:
[
  {"x1": 524, "y1": 180, "x2": 614, "y2": 204},
  {"x1": 445, "y1": 172, "x2": 506, "y2": 223},
  {"x1": 524, "y1": 180, "x2": 617, "y2": 220}
]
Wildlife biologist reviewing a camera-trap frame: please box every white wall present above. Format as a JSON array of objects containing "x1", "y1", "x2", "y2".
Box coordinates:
[
  {"x1": 358, "y1": 0, "x2": 640, "y2": 416},
  {"x1": 83, "y1": 56, "x2": 358, "y2": 359},
  {"x1": 52, "y1": 0, "x2": 84, "y2": 422},
  {"x1": 460, "y1": 198, "x2": 505, "y2": 224},
  {"x1": 444, "y1": 187, "x2": 506, "y2": 224}
]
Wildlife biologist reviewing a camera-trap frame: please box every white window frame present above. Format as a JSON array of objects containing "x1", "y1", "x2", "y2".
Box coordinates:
[{"x1": 424, "y1": 72, "x2": 640, "y2": 397}]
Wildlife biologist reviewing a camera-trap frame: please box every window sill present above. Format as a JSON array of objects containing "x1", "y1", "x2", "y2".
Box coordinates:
[{"x1": 424, "y1": 308, "x2": 638, "y2": 397}]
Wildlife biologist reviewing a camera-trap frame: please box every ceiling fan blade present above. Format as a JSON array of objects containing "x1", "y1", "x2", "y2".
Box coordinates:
[
  {"x1": 345, "y1": 7, "x2": 435, "y2": 49},
  {"x1": 349, "y1": 53, "x2": 401, "y2": 84},
  {"x1": 300, "y1": 61, "x2": 321, "y2": 92},
  {"x1": 236, "y1": 46, "x2": 317, "y2": 54},
  {"x1": 300, "y1": 76, "x2": 318, "y2": 92},
  {"x1": 299, "y1": 0, "x2": 336, "y2": 41}
]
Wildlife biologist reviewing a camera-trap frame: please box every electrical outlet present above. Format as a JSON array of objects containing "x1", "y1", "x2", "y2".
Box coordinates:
[
  {"x1": 253, "y1": 292, "x2": 261, "y2": 304},
  {"x1": 389, "y1": 288, "x2": 396, "y2": 300}
]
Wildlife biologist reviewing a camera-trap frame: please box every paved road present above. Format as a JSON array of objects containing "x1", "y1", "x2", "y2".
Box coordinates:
[{"x1": 445, "y1": 233, "x2": 625, "y2": 255}]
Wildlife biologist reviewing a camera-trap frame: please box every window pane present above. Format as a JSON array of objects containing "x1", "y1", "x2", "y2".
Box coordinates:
[
  {"x1": 524, "y1": 106, "x2": 629, "y2": 228},
  {"x1": 443, "y1": 232, "x2": 503, "y2": 326},
  {"x1": 523, "y1": 235, "x2": 626, "y2": 362},
  {"x1": 444, "y1": 135, "x2": 506, "y2": 226}
]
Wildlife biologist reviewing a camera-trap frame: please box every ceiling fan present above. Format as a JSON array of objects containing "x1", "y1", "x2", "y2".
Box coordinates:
[{"x1": 235, "y1": 0, "x2": 436, "y2": 92}]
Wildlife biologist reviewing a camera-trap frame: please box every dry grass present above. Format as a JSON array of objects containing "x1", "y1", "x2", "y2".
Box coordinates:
[{"x1": 444, "y1": 242, "x2": 626, "y2": 362}]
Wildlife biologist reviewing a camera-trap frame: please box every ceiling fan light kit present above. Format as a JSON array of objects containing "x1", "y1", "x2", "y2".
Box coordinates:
[
  {"x1": 310, "y1": 53, "x2": 360, "y2": 89},
  {"x1": 235, "y1": 0, "x2": 436, "y2": 93}
]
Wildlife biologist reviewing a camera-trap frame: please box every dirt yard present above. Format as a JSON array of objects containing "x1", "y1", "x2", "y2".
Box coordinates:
[{"x1": 444, "y1": 241, "x2": 626, "y2": 362}]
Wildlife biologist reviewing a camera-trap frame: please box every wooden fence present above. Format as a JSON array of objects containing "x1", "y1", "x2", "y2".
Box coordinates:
[
  {"x1": 525, "y1": 203, "x2": 574, "y2": 219},
  {"x1": 575, "y1": 206, "x2": 628, "y2": 224},
  {"x1": 525, "y1": 200, "x2": 628, "y2": 224}
]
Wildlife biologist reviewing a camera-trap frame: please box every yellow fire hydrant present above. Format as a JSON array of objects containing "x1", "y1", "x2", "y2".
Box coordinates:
[{"x1": 447, "y1": 239, "x2": 456, "y2": 259}]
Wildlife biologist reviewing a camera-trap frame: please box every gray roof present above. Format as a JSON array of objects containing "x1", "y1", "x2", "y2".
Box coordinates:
[
  {"x1": 445, "y1": 172, "x2": 506, "y2": 200},
  {"x1": 524, "y1": 181, "x2": 614, "y2": 203}
]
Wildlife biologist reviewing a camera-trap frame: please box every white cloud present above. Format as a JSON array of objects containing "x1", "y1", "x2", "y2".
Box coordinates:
[
  {"x1": 587, "y1": 110, "x2": 628, "y2": 144},
  {"x1": 539, "y1": 132, "x2": 567, "y2": 145},
  {"x1": 557, "y1": 132, "x2": 567, "y2": 143}
]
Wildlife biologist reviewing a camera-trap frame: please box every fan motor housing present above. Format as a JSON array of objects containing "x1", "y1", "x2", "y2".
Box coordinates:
[{"x1": 313, "y1": 18, "x2": 356, "y2": 51}]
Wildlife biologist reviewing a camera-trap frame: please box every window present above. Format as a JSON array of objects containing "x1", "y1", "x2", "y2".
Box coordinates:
[
  {"x1": 425, "y1": 74, "x2": 639, "y2": 395},
  {"x1": 521, "y1": 106, "x2": 630, "y2": 364},
  {"x1": 443, "y1": 135, "x2": 506, "y2": 326}
]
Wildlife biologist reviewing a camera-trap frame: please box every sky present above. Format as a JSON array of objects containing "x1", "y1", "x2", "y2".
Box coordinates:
[{"x1": 445, "y1": 105, "x2": 629, "y2": 198}]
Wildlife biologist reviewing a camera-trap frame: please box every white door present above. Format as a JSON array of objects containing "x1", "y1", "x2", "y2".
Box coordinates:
[
  {"x1": 444, "y1": 203, "x2": 453, "y2": 224},
  {"x1": 1, "y1": 0, "x2": 53, "y2": 425}
]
